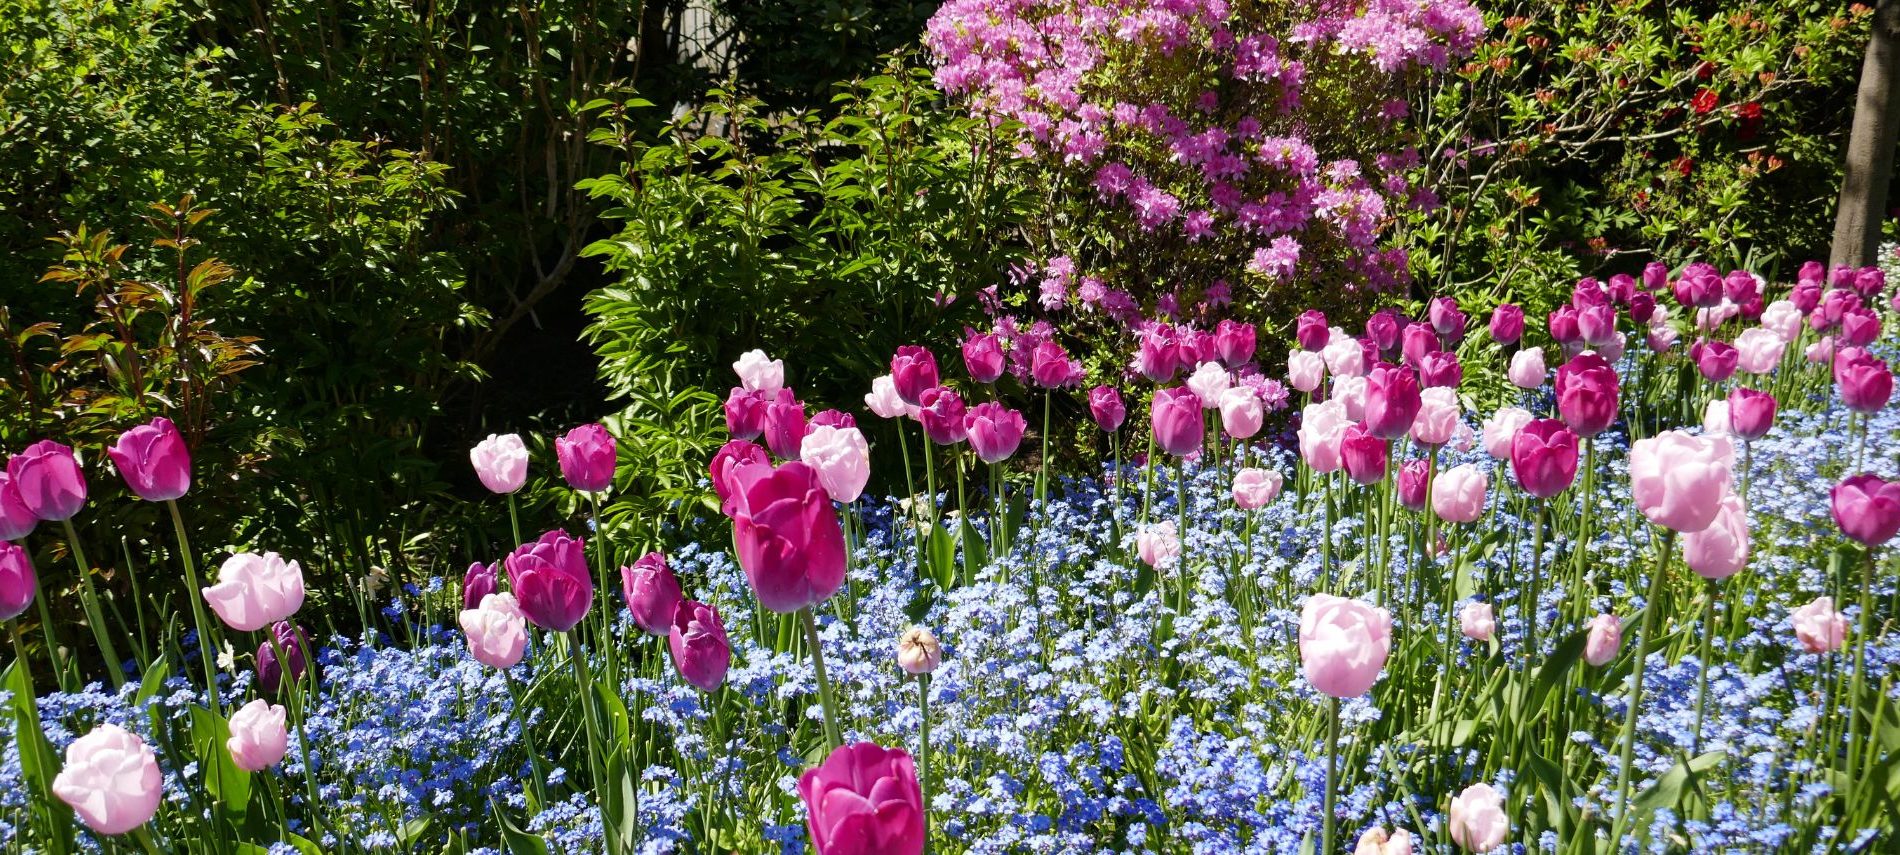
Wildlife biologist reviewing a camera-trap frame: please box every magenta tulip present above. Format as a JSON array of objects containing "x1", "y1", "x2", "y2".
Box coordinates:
[
  {"x1": 917, "y1": 387, "x2": 968, "y2": 445},
  {"x1": 1214, "y1": 319, "x2": 1257, "y2": 367},
  {"x1": 1401, "y1": 323, "x2": 1438, "y2": 367},
  {"x1": 962, "y1": 331, "x2": 1005, "y2": 384},
  {"x1": 462, "y1": 560, "x2": 498, "y2": 610},
  {"x1": 725, "y1": 387, "x2": 768, "y2": 440},
  {"x1": 1510, "y1": 419, "x2": 1579, "y2": 499},
  {"x1": 106, "y1": 418, "x2": 190, "y2": 501},
  {"x1": 1136, "y1": 325, "x2": 1181, "y2": 382},
  {"x1": 1726, "y1": 388, "x2": 1776, "y2": 441},
  {"x1": 1340, "y1": 423, "x2": 1389, "y2": 486},
  {"x1": 7, "y1": 440, "x2": 86, "y2": 522},
  {"x1": 555, "y1": 423, "x2": 616, "y2": 492},
  {"x1": 1691, "y1": 340, "x2": 1739, "y2": 383},
  {"x1": 1418, "y1": 351, "x2": 1462, "y2": 389},
  {"x1": 726, "y1": 460, "x2": 847, "y2": 613},
  {"x1": 965, "y1": 402, "x2": 1027, "y2": 463},
  {"x1": 506, "y1": 530, "x2": 593, "y2": 632},
  {"x1": 799, "y1": 742, "x2": 926, "y2": 855},
  {"x1": 1629, "y1": 291, "x2": 1657, "y2": 326},
  {"x1": 710, "y1": 440, "x2": 770, "y2": 508},
  {"x1": 890, "y1": 346, "x2": 940, "y2": 405},
  {"x1": 1831, "y1": 474, "x2": 1900, "y2": 547},
  {"x1": 1150, "y1": 387, "x2": 1204, "y2": 457},
  {"x1": 1629, "y1": 431, "x2": 1734, "y2": 533},
  {"x1": 763, "y1": 389, "x2": 810, "y2": 459},
  {"x1": 1548, "y1": 306, "x2": 1581, "y2": 344},
  {"x1": 0, "y1": 541, "x2": 35, "y2": 621},
  {"x1": 669, "y1": 600, "x2": 732, "y2": 692},
  {"x1": 1365, "y1": 310, "x2": 1401, "y2": 353},
  {"x1": 1555, "y1": 353, "x2": 1619, "y2": 437},
  {"x1": 1089, "y1": 386, "x2": 1126, "y2": 432},
  {"x1": 809, "y1": 409, "x2": 856, "y2": 431},
  {"x1": 1834, "y1": 347, "x2": 1894, "y2": 413},
  {"x1": 1299, "y1": 593, "x2": 1392, "y2": 698},
  {"x1": 1362, "y1": 364, "x2": 1420, "y2": 441},
  {"x1": 1489, "y1": 303, "x2": 1524, "y2": 344},
  {"x1": 1840, "y1": 308, "x2": 1881, "y2": 347},
  {"x1": 1429, "y1": 296, "x2": 1467, "y2": 342},
  {"x1": 1030, "y1": 340, "x2": 1082, "y2": 388},
  {"x1": 1397, "y1": 459, "x2": 1428, "y2": 511},
  {"x1": 1297, "y1": 310, "x2": 1330, "y2": 351},
  {"x1": 0, "y1": 471, "x2": 34, "y2": 541},
  {"x1": 621, "y1": 552, "x2": 683, "y2": 636}
]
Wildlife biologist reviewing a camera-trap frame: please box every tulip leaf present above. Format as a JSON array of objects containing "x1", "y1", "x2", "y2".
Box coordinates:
[
  {"x1": 1452, "y1": 556, "x2": 1478, "y2": 601},
  {"x1": 399, "y1": 817, "x2": 435, "y2": 848},
  {"x1": 1634, "y1": 750, "x2": 1726, "y2": 812},
  {"x1": 493, "y1": 801, "x2": 551, "y2": 855},
  {"x1": 1525, "y1": 749, "x2": 1581, "y2": 836},
  {"x1": 1523, "y1": 629, "x2": 1588, "y2": 717},
  {"x1": 134, "y1": 659, "x2": 171, "y2": 706},
  {"x1": 926, "y1": 523, "x2": 956, "y2": 590},
  {"x1": 6, "y1": 660, "x2": 74, "y2": 855},
  {"x1": 595, "y1": 683, "x2": 631, "y2": 747},
  {"x1": 959, "y1": 517, "x2": 989, "y2": 573},
  {"x1": 187, "y1": 704, "x2": 253, "y2": 814}
]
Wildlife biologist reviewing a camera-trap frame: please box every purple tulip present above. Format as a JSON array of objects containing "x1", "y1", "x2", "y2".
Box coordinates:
[
  {"x1": 1510, "y1": 419, "x2": 1579, "y2": 499},
  {"x1": 917, "y1": 387, "x2": 969, "y2": 445},
  {"x1": 1397, "y1": 458, "x2": 1428, "y2": 511},
  {"x1": 1835, "y1": 347, "x2": 1894, "y2": 413},
  {"x1": 668, "y1": 600, "x2": 731, "y2": 692},
  {"x1": 505, "y1": 530, "x2": 594, "y2": 632},
  {"x1": 1726, "y1": 388, "x2": 1777, "y2": 441},
  {"x1": 1488, "y1": 303, "x2": 1524, "y2": 344},
  {"x1": 1214, "y1": 319, "x2": 1257, "y2": 367},
  {"x1": 763, "y1": 389, "x2": 810, "y2": 459},
  {"x1": 709, "y1": 440, "x2": 770, "y2": 509},
  {"x1": 1628, "y1": 291, "x2": 1657, "y2": 326},
  {"x1": 1547, "y1": 307, "x2": 1581, "y2": 345},
  {"x1": 799, "y1": 742, "x2": 925, "y2": 855},
  {"x1": 1833, "y1": 474, "x2": 1900, "y2": 547},
  {"x1": 1296, "y1": 310, "x2": 1330, "y2": 351},
  {"x1": 964, "y1": 402, "x2": 1027, "y2": 464},
  {"x1": 1418, "y1": 351, "x2": 1462, "y2": 388},
  {"x1": 0, "y1": 541, "x2": 35, "y2": 621},
  {"x1": 809, "y1": 409, "x2": 856, "y2": 431},
  {"x1": 256, "y1": 621, "x2": 312, "y2": 695},
  {"x1": 1029, "y1": 340, "x2": 1082, "y2": 388},
  {"x1": 0, "y1": 471, "x2": 35, "y2": 541},
  {"x1": 1362, "y1": 364, "x2": 1421, "y2": 441},
  {"x1": 1401, "y1": 323, "x2": 1438, "y2": 367},
  {"x1": 961, "y1": 332, "x2": 1005, "y2": 384},
  {"x1": 1365, "y1": 310, "x2": 1401, "y2": 354},
  {"x1": 622, "y1": 552, "x2": 683, "y2": 637},
  {"x1": 1429, "y1": 297, "x2": 1467, "y2": 342},
  {"x1": 1691, "y1": 340, "x2": 1739, "y2": 383},
  {"x1": 724, "y1": 388, "x2": 768, "y2": 440},
  {"x1": 1340, "y1": 422, "x2": 1389, "y2": 485},
  {"x1": 890, "y1": 346, "x2": 940, "y2": 405},
  {"x1": 1555, "y1": 353, "x2": 1619, "y2": 438},
  {"x1": 1089, "y1": 386, "x2": 1126, "y2": 432},
  {"x1": 461, "y1": 561, "x2": 498, "y2": 611}
]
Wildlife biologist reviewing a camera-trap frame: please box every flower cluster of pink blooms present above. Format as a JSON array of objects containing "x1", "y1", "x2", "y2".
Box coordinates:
[{"x1": 926, "y1": 0, "x2": 1483, "y2": 297}]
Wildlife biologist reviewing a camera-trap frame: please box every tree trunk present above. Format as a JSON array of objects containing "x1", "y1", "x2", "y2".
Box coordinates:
[{"x1": 1831, "y1": 0, "x2": 1900, "y2": 269}]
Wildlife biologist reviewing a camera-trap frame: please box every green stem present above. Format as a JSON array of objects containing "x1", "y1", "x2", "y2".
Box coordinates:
[
  {"x1": 507, "y1": 492, "x2": 523, "y2": 547},
  {"x1": 799, "y1": 607, "x2": 843, "y2": 752},
  {"x1": 1692, "y1": 578, "x2": 1717, "y2": 756},
  {"x1": 1175, "y1": 459, "x2": 1189, "y2": 615},
  {"x1": 1610, "y1": 530, "x2": 1677, "y2": 848},
  {"x1": 567, "y1": 630, "x2": 620, "y2": 855},
  {"x1": 1323, "y1": 696, "x2": 1340, "y2": 855},
  {"x1": 918, "y1": 674, "x2": 932, "y2": 845},
  {"x1": 58, "y1": 519, "x2": 124, "y2": 688},
  {"x1": 1847, "y1": 547, "x2": 1878, "y2": 782},
  {"x1": 167, "y1": 501, "x2": 221, "y2": 715}
]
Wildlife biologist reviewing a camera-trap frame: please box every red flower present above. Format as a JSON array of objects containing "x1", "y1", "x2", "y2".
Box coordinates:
[
  {"x1": 1734, "y1": 101, "x2": 1762, "y2": 120},
  {"x1": 1674, "y1": 156, "x2": 1695, "y2": 176},
  {"x1": 1691, "y1": 88, "x2": 1719, "y2": 114}
]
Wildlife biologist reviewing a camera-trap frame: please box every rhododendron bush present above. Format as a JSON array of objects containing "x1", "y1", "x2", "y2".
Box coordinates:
[{"x1": 927, "y1": 0, "x2": 1484, "y2": 316}]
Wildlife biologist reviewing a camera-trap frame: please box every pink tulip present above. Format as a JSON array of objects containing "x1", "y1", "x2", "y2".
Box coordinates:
[
  {"x1": 1410, "y1": 387, "x2": 1460, "y2": 447},
  {"x1": 890, "y1": 346, "x2": 940, "y2": 405},
  {"x1": 1299, "y1": 593, "x2": 1392, "y2": 698},
  {"x1": 1647, "y1": 323, "x2": 1680, "y2": 353},
  {"x1": 203, "y1": 551, "x2": 306, "y2": 633},
  {"x1": 725, "y1": 387, "x2": 769, "y2": 440},
  {"x1": 620, "y1": 552, "x2": 683, "y2": 636},
  {"x1": 1593, "y1": 331, "x2": 1627, "y2": 363},
  {"x1": 897, "y1": 626, "x2": 941, "y2": 675},
  {"x1": 1684, "y1": 493, "x2": 1750, "y2": 579},
  {"x1": 1733, "y1": 328, "x2": 1786, "y2": 375},
  {"x1": 1489, "y1": 303, "x2": 1524, "y2": 344},
  {"x1": 1691, "y1": 339, "x2": 1739, "y2": 383},
  {"x1": 669, "y1": 600, "x2": 732, "y2": 692},
  {"x1": 1366, "y1": 310, "x2": 1401, "y2": 353},
  {"x1": 1841, "y1": 307, "x2": 1882, "y2": 347},
  {"x1": 962, "y1": 331, "x2": 1005, "y2": 384},
  {"x1": 1341, "y1": 423, "x2": 1389, "y2": 486},
  {"x1": 1831, "y1": 474, "x2": 1900, "y2": 547},
  {"x1": 726, "y1": 461, "x2": 847, "y2": 613},
  {"x1": 763, "y1": 389, "x2": 810, "y2": 459},
  {"x1": 1030, "y1": 340, "x2": 1083, "y2": 388},
  {"x1": 555, "y1": 423, "x2": 616, "y2": 492},
  {"x1": 459, "y1": 592, "x2": 529, "y2": 669},
  {"x1": 1218, "y1": 387, "x2": 1263, "y2": 439},
  {"x1": 710, "y1": 440, "x2": 770, "y2": 509},
  {"x1": 1355, "y1": 827, "x2": 1414, "y2": 855},
  {"x1": 799, "y1": 742, "x2": 926, "y2": 855},
  {"x1": 0, "y1": 541, "x2": 35, "y2": 621},
  {"x1": 107, "y1": 417, "x2": 191, "y2": 501},
  {"x1": 917, "y1": 387, "x2": 969, "y2": 446},
  {"x1": 1332, "y1": 375, "x2": 1367, "y2": 422},
  {"x1": 1805, "y1": 335, "x2": 1836, "y2": 364},
  {"x1": 1430, "y1": 296, "x2": 1468, "y2": 342},
  {"x1": 1136, "y1": 522, "x2": 1181, "y2": 568},
  {"x1": 1089, "y1": 386, "x2": 1126, "y2": 432},
  {"x1": 1186, "y1": 362, "x2": 1231, "y2": 408},
  {"x1": 1702, "y1": 398, "x2": 1732, "y2": 436},
  {"x1": 0, "y1": 471, "x2": 34, "y2": 541},
  {"x1": 1418, "y1": 351, "x2": 1462, "y2": 389},
  {"x1": 225, "y1": 698, "x2": 290, "y2": 772},
  {"x1": 1510, "y1": 419, "x2": 1579, "y2": 499},
  {"x1": 1548, "y1": 306, "x2": 1581, "y2": 344},
  {"x1": 801, "y1": 425, "x2": 871, "y2": 503},
  {"x1": 1136, "y1": 326, "x2": 1181, "y2": 382},
  {"x1": 462, "y1": 560, "x2": 498, "y2": 610},
  {"x1": 1834, "y1": 347, "x2": 1894, "y2": 413},
  {"x1": 1761, "y1": 300, "x2": 1802, "y2": 340},
  {"x1": 7, "y1": 440, "x2": 87, "y2": 522},
  {"x1": 1214, "y1": 319, "x2": 1258, "y2": 367},
  {"x1": 1448, "y1": 783, "x2": 1509, "y2": 851},
  {"x1": 1584, "y1": 613, "x2": 1622, "y2": 666},
  {"x1": 1151, "y1": 387, "x2": 1205, "y2": 457},
  {"x1": 1629, "y1": 431, "x2": 1734, "y2": 532},
  {"x1": 865, "y1": 376, "x2": 909, "y2": 419},
  {"x1": 1507, "y1": 347, "x2": 1546, "y2": 389},
  {"x1": 1396, "y1": 459, "x2": 1428, "y2": 511},
  {"x1": 506, "y1": 530, "x2": 593, "y2": 632},
  {"x1": 1434, "y1": 464, "x2": 1488, "y2": 524},
  {"x1": 1287, "y1": 350, "x2": 1326, "y2": 393},
  {"x1": 1482, "y1": 407, "x2": 1532, "y2": 460},
  {"x1": 964, "y1": 402, "x2": 1027, "y2": 464},
  {"x1": 733, "y1": 349, "x2": 785, "y2": 394},
  {"x1": 469, "y1": 433, "x2": 530, "y2": 494},
  {"x1": 52, "y1": 723, "x2": 162, "y2": 835},
  {"x1": 1232, "y1": 468, "x2": 1283, "y2": 509},
  {"x1": 1363, "y1": 364, "x2": 1420, "y2": 441},
  {"x1": 1577, "y1": 302, "x2": 1617, "y2": 346},
  {"x1": 1297, "y1": 310, "x2": 1330, "y2": 351},
  {"x1": 1298, "y1": 401, "x2": 1350, "y2": 473},
  {"x1": 1726, "y1": 388, "x2": 1776, "y2": 441},
  {"x1": 1450, "y1": 420, "x2": 1476, "y2": 454},
  {"x1": 1555, "y1": 353, "x2": 1618, "y2": 437},
  {"x1": 1400, "y1": 323, "x2": 1438, "y2": 368},
  {"x1": 1322, "y1": 334, "x2": 1366, "y2": 378},
  {"x1": 1459, "y1": 601, "x2": 1495, "y2": 642},
  {"x1": 1793, "y1": 597, "x2": 1849, "y2": 654}
]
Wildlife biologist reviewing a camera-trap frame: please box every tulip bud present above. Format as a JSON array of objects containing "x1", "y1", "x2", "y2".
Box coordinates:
[
  {"x1": 669, "y1": 600, "x2": 732, "y2": 692},
  {"x1": 469, "y1": 433, "x2": 530, "y2": 494},
  {"x1": 0, "y1": 541, "x2": 36, "y2": 621},
  {"x1": 1584, "y1": 613, "x2": 1622, "y2": 666},
  {"x1": 1459, "y1": 601, "x2": 1495, "y2": 642},
  {"x1": 1792, "y1": 596, "x2": 1849, "y2": 654},
  {"x1": 226, "y1": 698, "x2": 290, "y2": 772},
  {"x1": 1447, "y1": 783, "x2": 1509, "y2": 852},
  {"x1": 620, "y1": 552, "x2": 683, "y2": 636},
  {"x1": 896, "y1": 626, "x2": 942, "y2": 675}
]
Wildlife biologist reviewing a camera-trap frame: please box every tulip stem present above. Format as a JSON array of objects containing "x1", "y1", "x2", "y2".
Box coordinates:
[
  {"x1": 506, "y1": 493, "x2": 523, "y2": 548},
  {"x1": 131, "y1": 826, "x2": 163, "y2": 855},
  {"x1": 1610, "y1": 530, "x2": 1675, "y2": 849},
  {"x1": 34, "y1": 585, "x2": 72, "y2": 693},
  {"x1": 567, "y1": 630, "x2": 620, "y2": 855},
  {"x1": 799, "y1": 607, "x2": 843, "y2": 752},
  {"x1": 58, "y1": 519, "x2": 124, "y2": 689},
  {"x1": 1847, "y1": 547, "x2": 1877, "y2": 785},
  {"x1": 167, "y1": 500, "x2": 222, "y2": 716},
  {"x1": 1322, "y1": 696, "x2": 1339, "y2": 855},
  {"x1": 1175, "y1": 460, "x2": 1189, "y2": 615},
  {"x1": 1522, "y1": 500, "x2": 1547, "y2": 684},
  {"x1": 918, "y1": 673, "x2": 932, "y2": 847},
  {"x1": 1037, "y1": 390, "x2": 1051, "y2": 511},
  {"x1": 1692, "y1": 578, "x2": 1717, "y2": 756},
  {"x1": 266, "y1": 629, "x2": 326, "y2": 843}
]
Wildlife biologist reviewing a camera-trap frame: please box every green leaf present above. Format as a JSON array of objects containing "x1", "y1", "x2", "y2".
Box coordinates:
[
  {"x1": 595, "y1": 683, "x2": 631, "y2": 747},
  {"x1": 187, "y1": 705, "x2": 253, "y2": 813},
  {"x1": 494, "y1": 801, "x2": 551, "y2": 855},
  {"x1": 1525, "y1": 750, "x2": 1581, "y2": 836},
  {"x1": 6, "y1": 660, "x2": 73, "y2": 854},
  {"x1": 134, "y1": 659, "x2": 171, "y2": 706},
  {"x1": 1634, "y1": 750, "x2": 1726, "y2": 812},
  {"x1": 399, "y1": 818, "x2": 435, "y2": 849},
  {"x1": 960, "y1": 517, "x2": 989, "y2": 573},
  {"x1": 927, "y1": 522, "x2": 956, "y2": 590},
  {"x1": 1522, "y1": 629, "x2": 1589, "y2": 717}
]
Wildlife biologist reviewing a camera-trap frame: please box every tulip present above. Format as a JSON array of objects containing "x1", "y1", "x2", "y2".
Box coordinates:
[
  {"x1": 1232, "y1": 468, "x2": 1283, "y2": 509},
  {"x1": 1150, "y1": 387, "x2": 1204, "y2": 457},
  {"x1": 106, "y1": 418, "x2": 191, "y2": 502},
  {"x1": 1363, "y1": 364, "x2": 1420, "y2": 440},
  {"x1": 1417, "y1": 351, "x2": 1461, "y2": 389},
  {"x1": 621, "y1": 552, "x2": 683, "y2": 636},
  {"x1": 1683, "y1": 492, "x2": 1750, "y2": 580},
  {"x1": 468, "y1": 433, "x2": 530, "y2": 494},
  {"x1": 1396, "y1": 459, "x2": 1427, "y2": 511},
  {"x1": 1298, "y1": 400, "x2": 1351, "y2": 473},
  {"x1": 897, "y1": 626, "x2": 942, "y2": 675},
  {"x1": 1410, "y1": 387, "x2": 1460, "y2": 447},
  {"x1": 890, "y1": 346, "x2": 940, "y2": 405},
  {"x1": 1287, "y1": 350, "x2": 1326, "y2": 393},
  {"x1": 459, "y1": 592, "x2": 529, "y2": 669},
  {"x1": 799, "y1": 742, "x2": 926, "y2": 855},
  {"x1": 1793, "y1": 280, "x2": 1824, "y2": 312},
  {"x1": 256, "y1": 621, "x2": 312, "y2": 694},
  {"x1": 726, "y1": 461, "x2": 847, "y2": 613},
  {"x1": 961, "y1": 332, "x2": 1005, "y2": 384},
  {"x1": 1356, "y1": 827, "x2": 1414, "y2": 855},
  {"x1": 1400, "y1": 323, "x2": 1437, "y2": 367},
  {"x1": 1447, "y1": 783, "x2": 1509, "y2": 852},
  {"x1": 1510, "y1": 419, "x2": 1579, "y2": 499},
  {"x1": 1332, "y1": 375, "x2": 1367, "y2": 421},
  {"x1": 865, "y1": 375, "x2": 909, "y2": 419},
  {"x1": 1759, "y1": 301, "x2": 1802, "y2": 342},
  {"x1": 724, "y1": 388, "x2": 769, "y2": 440},
  {"x1": 1341, "y1": 423, "x2": 1389, "y2": 486},
  {"x1": 1218, "y1": 387, "x2": 1263, "y2": 439},
  {"x1": 1629, "y1": 431, "x2": 1734, "y2": 532},
  {"x1": 963, "y1": 402, "x2": 1028, "y2": 464},
  {"x1": 917, "y1": 387, "x2": 968, "y2": 445},
  {"x1": 1299, "y1": 593, "x2": 1392, "y2": 698},
  {"x1": 1297, "y1": 310, "x2": 1330, "y2": 351},
  {"x1": 1553, "y1": 353, "x2": 1618, "y2": 437},
  {"x1": 1179, "y1": 328, "x2": 1217, "y2": 365},
  {"x1": 1136, "y1": 326, "x2": 1181, "y2": 382},
  {"x1": 505, "y1": 530, "x2": 593, "y2": 632},
  {"x1": 710, "y1": 440, "x2": 770, "y2": 508},
  {"x1": 0, "y1": 472, "x2": 34, "y2": 541},
  {"x1": 1489, "y1": 303, "x2": 1524, "y2": 344},
  {"x1": 1793, "y1": 597, "x2": 1849, "y2": 654},
  {"x1": 1089, "y1": 386, "x2": 1126, "y2": 432},
  {"x1": 1702, "y1": 398, "x2": 1731, "y2": 436},
  {"x1": 1831, "y1": 474, "x2": 1900, "y2": 546},
  {"x1": 1507, "y1": 347, "x2": 1545, "y2": 389},
  {"x1": 1643, "y1": 260, "x2": 1670, "y2": 291},
  {"x1": 555, "y1": 423, "x2": 616, "y2": 492},
  {"x1": 1726, "y1": 388, "x2": 1776, "y2": 441},
  {"x1": 804, "y1": 408, "x2": 852, "y2": 430},
  {"x1": 1136, "y1": 522, "x2": 1180, "y2": 568},
  {"x1": 203, "y1": 551, "x2": 306, "y2": 632},
  {"x1": 1450, "y1": 421, "x2": 1476, "y2": 454},
  {"x1": 1429, "y1": 297, "x2": 1467, "y2": 342},
  {"x1": 1214, "y1": 319, "x2": 1257, "y2": 366},
  {"x1": 1577, "y1": 302, "x2": 1617, "y2": 346},
  {"x1": 1321, "y1": 334, "x2": 1366, "y2": 378},
  {"x1": 462, "y1": 560, "x2": 498, "y2": 611},
  {"x1": 7, "y1": 440, "x2": 87, "y2": 522},
  {"x1": 1840, "y1": 307, "x2": 1882, "y2": 347},
  {"x1": 51, "y1": 723, "x2": 162, "y2": 835},
  {"x1": 733, "y1": 349, "x2": 785, "y2": 394},
  {"x1": 1459, "y1": 601, "x2": 1495, "y2": 642},
  {"x1": 1030, "y1": 340, "x2": 1082, "y2": 388},
  {"x1": 0, "y1": 541, "x2": 35, "y2": 621},
  {"x1": 1365, "y1": 311, "x2": 1401, "y2": 353},
  {"x1": 226, "y1": 698, "x2": 290, "y2": 772},
  {"x1": 1834, "y1": 347, "x2": 1894, "y2": 413},
  {"x1": 1548, "y1": 306, "x2": 1581, "y2": 344},
  {"x1": 800, "y1": 425, "x2": 871, "y2": 503},
  {"x1": 1647, "y1": 323, "x2": 1680, "y2": 353},
  {"x1": 762, "y1": 389, "x2": 810, "y2": 459},
  {"x1": 1482, "y1": 407, "x2": 1532, "y2": 460},
  {"x1": 1732, "y1": 328, "x2": 1786, "y2": 375},
  {"x1": 1186, "y1": 362, "x2": 1230, "y2": 408},
  {"x1": 1690, "y1": 339, "x2": 1739, "y2": 383},
  {"x1": 669, "y1": 600, "x2": 732, "y2": 692},
  {"x1": 1584, "y1": 613, "x2": 1622, "y2": 666},
  {"x1": 1434, "y1": 464, "x2": 1488, "y2": 524}
]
